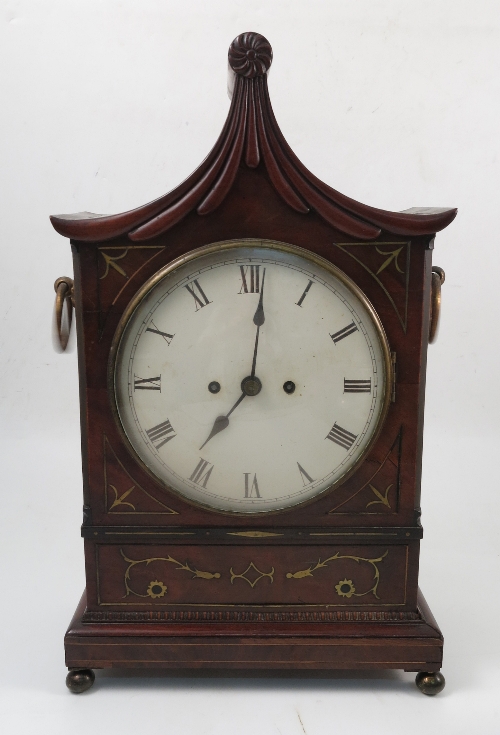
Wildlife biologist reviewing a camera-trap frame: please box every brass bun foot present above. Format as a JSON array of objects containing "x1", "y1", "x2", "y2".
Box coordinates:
[
  {"x1": 66, "y1": 668, "x2": 95, "y2": 693},
  {"x1": 415, "y1": 671, "x2": 445, "y2": 695}
]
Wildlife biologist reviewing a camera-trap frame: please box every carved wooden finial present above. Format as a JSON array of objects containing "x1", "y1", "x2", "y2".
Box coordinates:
[
  {"x1": 50, "y1": 33, "x2": 456, "y2": 243},
  {"x1": 228, "y1": 32, "x2": 273, "y2": 78}
]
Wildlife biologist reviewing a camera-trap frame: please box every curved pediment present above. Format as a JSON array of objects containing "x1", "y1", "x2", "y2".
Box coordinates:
[{"x1": 51, "y1": 32, "x2": 456, "y2": 243}]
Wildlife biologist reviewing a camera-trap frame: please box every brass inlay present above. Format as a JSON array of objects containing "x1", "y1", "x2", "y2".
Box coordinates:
[
  {"x1": 100, "y1": 248, "x2": 129, "y2": 279},
  {"x1": 375, "y1": 245, "x2": 405, "y2": 275},
  {"x1": 121, "y1": 549, "x2": 221, "y2": 599},
  {"x1": 227, "y1": 531, "x2": 284, "y2": 538},
  {"x1": 104, "y1": 436, "x2": 178, "y2": 515},
  {"x1": 109, "y1": 484, "x2": 136, "y2": 511},
  {"x1": 328, "y1": 427, "x2": 401, "y2": 514},
  {"x1": 99, "y1": 245, "x2": 164, "y2": 281},
  {"x1": 366, "y1": 484, "x2": 392, "y2": 510},
  {"x1": 286, "y1": 550, "x2": 388, "y2": 599},
  {"x1": 334, "y1": 242, "x2": 410, "y2": 332},
  {"x1": 230, "y1": 562, "x2": 275, "y2": 588},
  {"x1": 146, "y1": 580, "x2": 167, "y2": 599}
]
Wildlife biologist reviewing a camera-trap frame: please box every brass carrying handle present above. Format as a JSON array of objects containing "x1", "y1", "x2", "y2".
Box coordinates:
[
  {"x1": 53, "y1": 277, "x2": 75, "y2": 352},
  {"x1": 429, "y1": 266, "x2": 445, "y2": 344}
]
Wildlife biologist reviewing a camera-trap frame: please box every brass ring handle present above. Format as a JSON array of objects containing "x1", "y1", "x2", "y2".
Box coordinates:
[
  {"x1": 53, "y1": 277, "x2": 74, "y2": 352},
  {"x1": 429, "y1": 266, "x2": 445, "y2": 344}
]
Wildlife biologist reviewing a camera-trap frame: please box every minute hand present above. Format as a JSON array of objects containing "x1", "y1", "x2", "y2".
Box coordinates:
[{"x1": 250, "y1": 268, "x2": 266, "y2": 378}]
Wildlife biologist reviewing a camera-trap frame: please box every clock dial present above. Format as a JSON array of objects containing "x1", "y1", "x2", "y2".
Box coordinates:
[{"x1": 113, "y1": 240, "x2": 391, "y2": 513}]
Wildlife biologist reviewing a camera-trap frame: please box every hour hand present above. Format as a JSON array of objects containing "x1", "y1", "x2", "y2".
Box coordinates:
[
  {"x1": 199, "y1": 415, "x2": 229, "y2": 450},
  {"x1": 199, "y1": 392, "x2": 246, "y2": 450}
]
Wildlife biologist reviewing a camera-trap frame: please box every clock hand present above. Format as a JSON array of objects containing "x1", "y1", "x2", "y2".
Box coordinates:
[
  {"x1": 199, "y1": 269, "x2": 266, "y2": 451},
  {"x1": 199, "y1": 391, "x2": 246, "y2": 450},
  {"x1": 250, "y1": 267, "x2": 266, "y2": 377}
]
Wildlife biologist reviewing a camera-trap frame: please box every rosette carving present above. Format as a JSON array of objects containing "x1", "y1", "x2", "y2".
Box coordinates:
[{"x1": 228, "y1": 32, "x2": 272, "y2": 78}]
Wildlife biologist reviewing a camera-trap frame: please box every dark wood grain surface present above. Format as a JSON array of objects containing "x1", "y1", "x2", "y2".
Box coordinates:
[{"x1": 53, "y1": 32, "x2": 455, "y2": 677}]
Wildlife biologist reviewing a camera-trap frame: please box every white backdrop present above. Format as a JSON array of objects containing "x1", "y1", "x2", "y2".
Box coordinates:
[{"x1": 1, "y1": 1, "x2": 499, "y2": 733}]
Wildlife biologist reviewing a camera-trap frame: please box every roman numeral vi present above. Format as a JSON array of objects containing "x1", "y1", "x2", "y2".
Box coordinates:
[{"x1": 244, "y1": 473, "x2": 261, "y2": 498}]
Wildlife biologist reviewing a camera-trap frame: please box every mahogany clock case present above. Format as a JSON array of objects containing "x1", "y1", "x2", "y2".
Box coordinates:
[{"x1": 51, "y1": 32, "x2": 456, "y2": 693}]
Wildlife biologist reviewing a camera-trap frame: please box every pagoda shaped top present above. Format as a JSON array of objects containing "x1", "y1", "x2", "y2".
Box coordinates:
[{"x1": 50, "y1": 32, "x2": 456, "y2": 243}]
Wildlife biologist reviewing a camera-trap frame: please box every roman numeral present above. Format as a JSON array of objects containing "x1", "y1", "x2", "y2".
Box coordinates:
[
  {"x1": 146, "y1": 420, "x2": 176, "y2": 449},
  {"x1": 244, "y1": 473, "x2": 261, "y2": 498},
  {"x1": 146, "y1": 321, "x2": 174, "y2": 345},
  {"x1": 330, "y1": 321, "x2": 358, "y2": 344},
  {"x1": 297, "y1": 463, "x2": 314, "y2": 486},
  {"x1": 239, "y1": 265, "x2": 260, "y2": 293},
  {"x1": 134, "y1": 375, "x2": 161, "y2": 391},
  {"x1": 326, "y1": 423, "x2": 357, "y2": 450},
  {"x1": 344, "y1": 378, "x2": 371, "y2": 393},
  {"x1": 189, "y1": 458, "x2": 214, "y2": 488},
  {"x1": 296, "y1": 280, "x2": 314, "y2": 307},
  {"x1": 185, "y1": 279, "x2": 211, "y2": 311}
]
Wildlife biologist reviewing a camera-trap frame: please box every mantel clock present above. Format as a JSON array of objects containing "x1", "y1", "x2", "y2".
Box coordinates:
[{"x1": 51, "y1": 33, "x2": 455, "y2": 695}]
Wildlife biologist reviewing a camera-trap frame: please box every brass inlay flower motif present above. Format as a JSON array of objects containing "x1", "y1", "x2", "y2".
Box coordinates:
[
  {"x1": 335, "y1": 578, "x2": 356, "y2": 598},
  {"x1": 286, "y1": 550, "x2": 388, "y2": 599},
  {"x1": 121, "y1": 549, "x2": 221, "y2": 598},
  {"x1": 229, "y1": 562, "x2": 274, "y2": 588},
  {"x1": 147, "y1": 580, "x2": 167, "y2": 599}
]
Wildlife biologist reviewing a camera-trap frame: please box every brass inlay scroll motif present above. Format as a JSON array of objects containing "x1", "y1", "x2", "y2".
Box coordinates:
[
  {"x1": 109, "y1": 484, "x2": 136, "y2": 511},
  {"x1": 229, "y1": 562, "x2": 275, "y2": 588},
  {"x1": 104, "y1": 436, "x2": 178, "y2": 515},
  {"x1": 366, "y1": 483, "x2": 392, "y2": 510},
  {"x1": 328, "y1": 428, "x2": 401, "y2": 514},
  {"x1": 375, "y1": 245, "x2": 405, "y2": 275},
  {"x1": 121, "y1": 549, "x2": 221, "y2": 599},
  {"x1": 286, "y1": 550, "x2": 388, "y2": 600},
  {"x1": 99, "y1": 248, "x2": 130, "y2": 279},
  {"x1": 97, "y1": 246, "x2": 165, "y2": 337},
  {"x1": 334, "y1": 242, "x2": 410, "y2": 332}
]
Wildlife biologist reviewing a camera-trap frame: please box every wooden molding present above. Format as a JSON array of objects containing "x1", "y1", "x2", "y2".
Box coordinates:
[{"x1": 50, "y1": 33, "x2": 456, "y2": 244}]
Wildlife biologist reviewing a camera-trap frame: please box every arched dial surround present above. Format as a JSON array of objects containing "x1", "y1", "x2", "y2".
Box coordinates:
[{"x1": 112, "y1": 240, "x2": 392, "y2": 514}]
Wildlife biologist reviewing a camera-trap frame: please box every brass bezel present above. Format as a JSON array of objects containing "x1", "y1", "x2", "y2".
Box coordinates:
[{"x1": 108, "y1": 238, "x2": 393, "y2": 516}]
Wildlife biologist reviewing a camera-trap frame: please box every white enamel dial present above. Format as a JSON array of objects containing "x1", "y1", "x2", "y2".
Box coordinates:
[{"x1": 113, "y1": 240, "x2": 391, "y2": 514}]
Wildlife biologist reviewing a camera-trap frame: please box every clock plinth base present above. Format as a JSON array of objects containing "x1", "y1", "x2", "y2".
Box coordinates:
[{"x1": 65, "y1": 589, "x2": 444, "y2": 691}]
